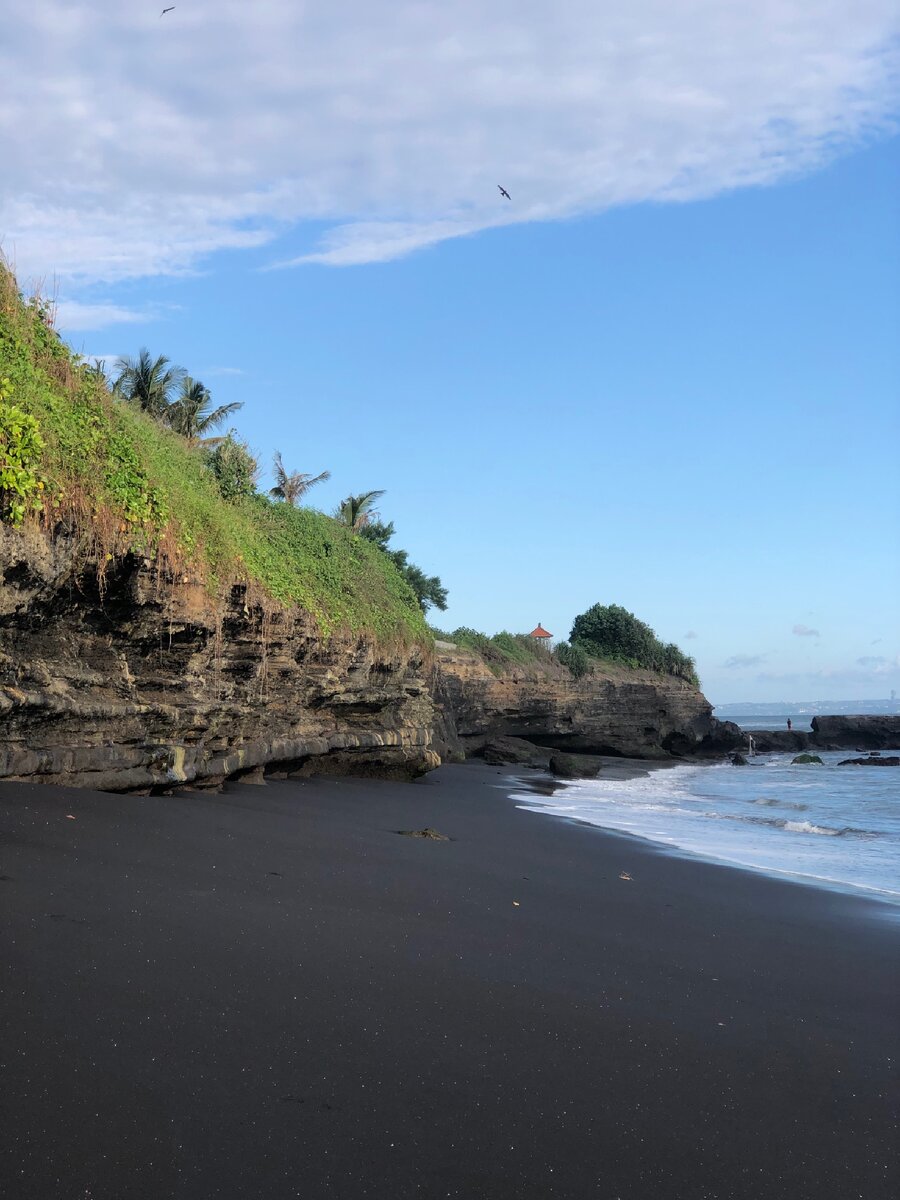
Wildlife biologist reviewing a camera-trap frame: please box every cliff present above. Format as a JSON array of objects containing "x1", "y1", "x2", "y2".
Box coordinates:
[
  {"x1": 1, "y1": 527, "x2": 722, "y2": 789},
  {"x1": 0, "y1": 527, "x2": 438, "y2": 790},
  {"x1": 433, "y1": 643, "x2": 714, "y2": 760}
]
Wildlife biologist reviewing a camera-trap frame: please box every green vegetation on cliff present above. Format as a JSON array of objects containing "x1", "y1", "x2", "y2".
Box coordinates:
[
  {"x1": 570, "y1": 603, "x2": 698, "y2": 684},
  {"x1": 0, "y1": 267, "x2": 427, "y2": 642},
  {"x1": 432, "y1": 627, "x2": 549, "y2": 667},
  {"x1": 434, "y1": 607, "x2": 697, "y2": 686}
]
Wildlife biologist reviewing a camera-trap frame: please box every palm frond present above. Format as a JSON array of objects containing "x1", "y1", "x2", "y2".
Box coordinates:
[{"x1": 269, "y1": 454, "x2": 330, "y2": 506}]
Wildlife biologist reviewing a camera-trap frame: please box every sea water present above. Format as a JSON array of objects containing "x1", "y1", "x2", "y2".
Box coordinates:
[{"x1": 513, "y1": 750, "x2": 900, "y2": 904}]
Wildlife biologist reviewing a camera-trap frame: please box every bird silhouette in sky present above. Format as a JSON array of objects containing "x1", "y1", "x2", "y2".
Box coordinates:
[
  {"x1": 498, "y1": 185, "x2": 511, "y2": 200},
  {"x1": 160, "y1": 6, "x2": 175, "y2": 15}
]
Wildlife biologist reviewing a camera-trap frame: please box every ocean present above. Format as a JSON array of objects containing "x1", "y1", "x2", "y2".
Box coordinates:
[
  {"x1": 716, "y1": 713, "x2": 814, "y2": 731},
  {"x1": 513, "y1": 749, "x2": 900, "y2": 906}
]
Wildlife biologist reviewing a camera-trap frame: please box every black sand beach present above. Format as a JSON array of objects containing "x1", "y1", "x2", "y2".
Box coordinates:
[{"x1": 1, "y1": 762, "x2": 897, "y2": 1199}]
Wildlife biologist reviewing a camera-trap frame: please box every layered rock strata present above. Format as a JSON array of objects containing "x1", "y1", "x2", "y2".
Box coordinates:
[
  {"x1": 0, "y1": 528, "x2": 438, "y2": 790},
  {"x1": 1, "y1": 529, "x2": 747, "y2": 793},
  {"x1": 433, "y1": 644, "x2": 715, "y2": 760}
]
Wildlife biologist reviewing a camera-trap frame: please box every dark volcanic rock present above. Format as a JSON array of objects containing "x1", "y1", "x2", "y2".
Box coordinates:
[
  {"x1": 436, "y1": 645, "x2": 714, "y2": 761},
  {"x1": 0, "y1": 527, "x2": 439, "y2": 790},
  {"x1": 550, "y1": 752, "x2": 602, "y2": 779},
  {"x1": 695, "y1": 714, "x2": 900, "y2": 757},
  {"x1": 1, "y1": 530, "x2": 740, "y2": 790},
  {"x1": 838, "y1": 756, "x2": 900, "y2": 767},
  {"x1": 479, "y1": 736, "x2": 548, "y2": 766},
  {"x1": 792, "y1": 754, "x2": 823, "y2": 765},
  {"x1": 812, "y1": 716, "x2": 900, "y2": 750}
]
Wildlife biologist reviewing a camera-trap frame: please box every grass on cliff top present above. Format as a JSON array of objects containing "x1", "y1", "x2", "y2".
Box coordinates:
[
  {"x1": 432, "y1": 626, "x2": 577, "y2": 677},
  {"x1": 0, "y1": 267, "x2": 428, "y2": 643},
  {"x1": 433, "y1": 625, "x2": 701, "y2": 688}
]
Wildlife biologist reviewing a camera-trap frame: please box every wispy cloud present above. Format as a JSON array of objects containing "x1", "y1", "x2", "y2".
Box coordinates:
[
  {"x1": 792, "y1": 624, "x2": 820, "y2": 637},
  {"x1": 54, "y1": 300, "x2": 146, "y2": 332},
  {"x1": 203, "y1": 366, "x2": 247, "y2": 377},
  {"x1": 857, "y1": 655, "x2": 886, "y2": 667},
  {"x1": 684, "y1": 630, "x2": 698, "y2": 640},
  {"x1": 724, "y1": 654, "x2": 767, "y2": 669},
  {"x1": 1, "y1": 1, "x2": 897, "y2": 285}
]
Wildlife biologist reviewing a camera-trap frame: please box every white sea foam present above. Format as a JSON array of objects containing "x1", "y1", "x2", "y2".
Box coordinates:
[
  {"x1": 513, "y1": 750, "x2": 900, "y2": 903},
  {"x1": 781, "y1": 819, "x2": 841, "y2": 836}
]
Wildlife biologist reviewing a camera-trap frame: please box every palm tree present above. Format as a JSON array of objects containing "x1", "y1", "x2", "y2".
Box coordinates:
[
  {"x1": 269, "y1": 452, "x2": 330, "y2": 506},
  {"x1": 112, "y1": 349, "x2": 186, "y2": 419},
  {"x1": 84, "y1": 359, "x2": 109, "y2": 387},
  {"x1": 165, "y1": 377, "x2": 243, "y2": 442},
  {"x1": 334, "y1": 490, "x2": 385, "y2": 532}
]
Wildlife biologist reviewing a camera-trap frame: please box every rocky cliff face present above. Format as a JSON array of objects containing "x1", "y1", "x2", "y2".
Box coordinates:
[
  {"x1": 433, "y1": 644, "x2": 715, "y2": 759},
  {"x1": 0, "y1": 527, "x2": 438, "y2": 790},
  {"x1": 1, "y1": 529, "x2": 724, "y2": 792}
]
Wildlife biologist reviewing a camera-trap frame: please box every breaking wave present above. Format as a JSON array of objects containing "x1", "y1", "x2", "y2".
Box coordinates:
[{"x1": 512, "y1": 750, "x2": 900, "y2": 902}]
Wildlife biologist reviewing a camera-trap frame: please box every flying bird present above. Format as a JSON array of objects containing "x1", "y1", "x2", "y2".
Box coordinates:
[
  {"x1": 160, "y1": 6, "x2": 175, "y2": 14},
  {"x1": 498, "y1": 185, "x2": 511, "y2": 200}
]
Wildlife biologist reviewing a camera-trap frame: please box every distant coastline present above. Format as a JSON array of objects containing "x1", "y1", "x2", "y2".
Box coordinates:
[{"x1": 715, "y1": 697, "x2": 900, "y2": 725}]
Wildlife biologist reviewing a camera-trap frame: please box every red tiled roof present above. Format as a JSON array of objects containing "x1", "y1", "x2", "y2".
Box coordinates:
[{"x1": 528, "y1": 624, "x2": 552, "y2": 638}]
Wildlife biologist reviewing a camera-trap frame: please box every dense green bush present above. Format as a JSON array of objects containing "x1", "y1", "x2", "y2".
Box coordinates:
[
  {"x1": 554, "y1": 640, "x2": 592, "y2": 678},
  {"x1": 204, "y1": 432, "x2": 259, "y2": 501},
  {"x1": 0, "y1": 379, "x2": 45, "y2": 525},
  {"x1": 570, "y1": 603, "x2": 698, "y2": 684}
]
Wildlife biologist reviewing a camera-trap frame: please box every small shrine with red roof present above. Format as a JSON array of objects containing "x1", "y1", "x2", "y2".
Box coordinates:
[{"x1": 528, "y1": 623, "x2": 553, "y2": 647}]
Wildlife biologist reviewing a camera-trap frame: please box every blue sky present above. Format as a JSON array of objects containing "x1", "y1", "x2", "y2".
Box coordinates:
[{"x1": 4, "y1": 2, "x2": 898, "y2": 704}]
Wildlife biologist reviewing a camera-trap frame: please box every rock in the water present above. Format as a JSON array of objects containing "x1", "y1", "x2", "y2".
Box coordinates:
[
  {"x1": 549, "y1": 752, "x2": 602, "y2": 779},
  {"x1": 792, "y1": 753, "x2": 824, "y2": 765},
  {"x1": 397, "y1": 828, "x2": 450, "y2": 840},
  {"x1": 837, "y1": 756, "x2": 900, "y2": 767},
  {"x1": 811, "y1": 715, "x2": 900, "y2": 750},
  {"x1": 731, "y1": 752, "x2": 748, "y2": 766}
]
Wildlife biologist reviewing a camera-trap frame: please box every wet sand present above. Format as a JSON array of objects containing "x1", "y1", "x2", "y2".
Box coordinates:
[{"x1": 1, "y1": 762, "x2": 897, "y2": 1199}]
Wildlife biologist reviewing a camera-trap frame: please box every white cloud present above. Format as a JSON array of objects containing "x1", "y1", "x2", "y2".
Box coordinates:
[
  {"x1": 54, "y1": 300, "x2": 147, "y2": 332},
  {"x1": 792, "y1": 623, "x2": 820, "y2": 637},
  {"x1": 2, "y1": 1, "x2": 897, "y2": 285},
  {"x1": 204, "y1": 366, "x2": 248, "y2": 377},
  {"x1": 684, "y1": 630, "x2": 698, "y2": 640}
]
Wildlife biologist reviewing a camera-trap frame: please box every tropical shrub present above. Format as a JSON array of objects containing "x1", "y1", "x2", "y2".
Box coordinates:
[
  {"x1": 555, "y1": 640, "x2": 592, "y2": 678},
  {"x1": 204, "y1": 432, "x2": 259, "y2": 501},
  {"x1": 0, "y1": 379, "x2": 44, "y2": 525}
]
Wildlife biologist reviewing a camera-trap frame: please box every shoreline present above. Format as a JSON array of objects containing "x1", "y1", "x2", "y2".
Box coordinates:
[
  {"x1": 509, "y1": 756, "x2": 900, "y2": 914},
  {"x1": 2, "y1": 761, "x2": 897, "y2": 1198}
]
